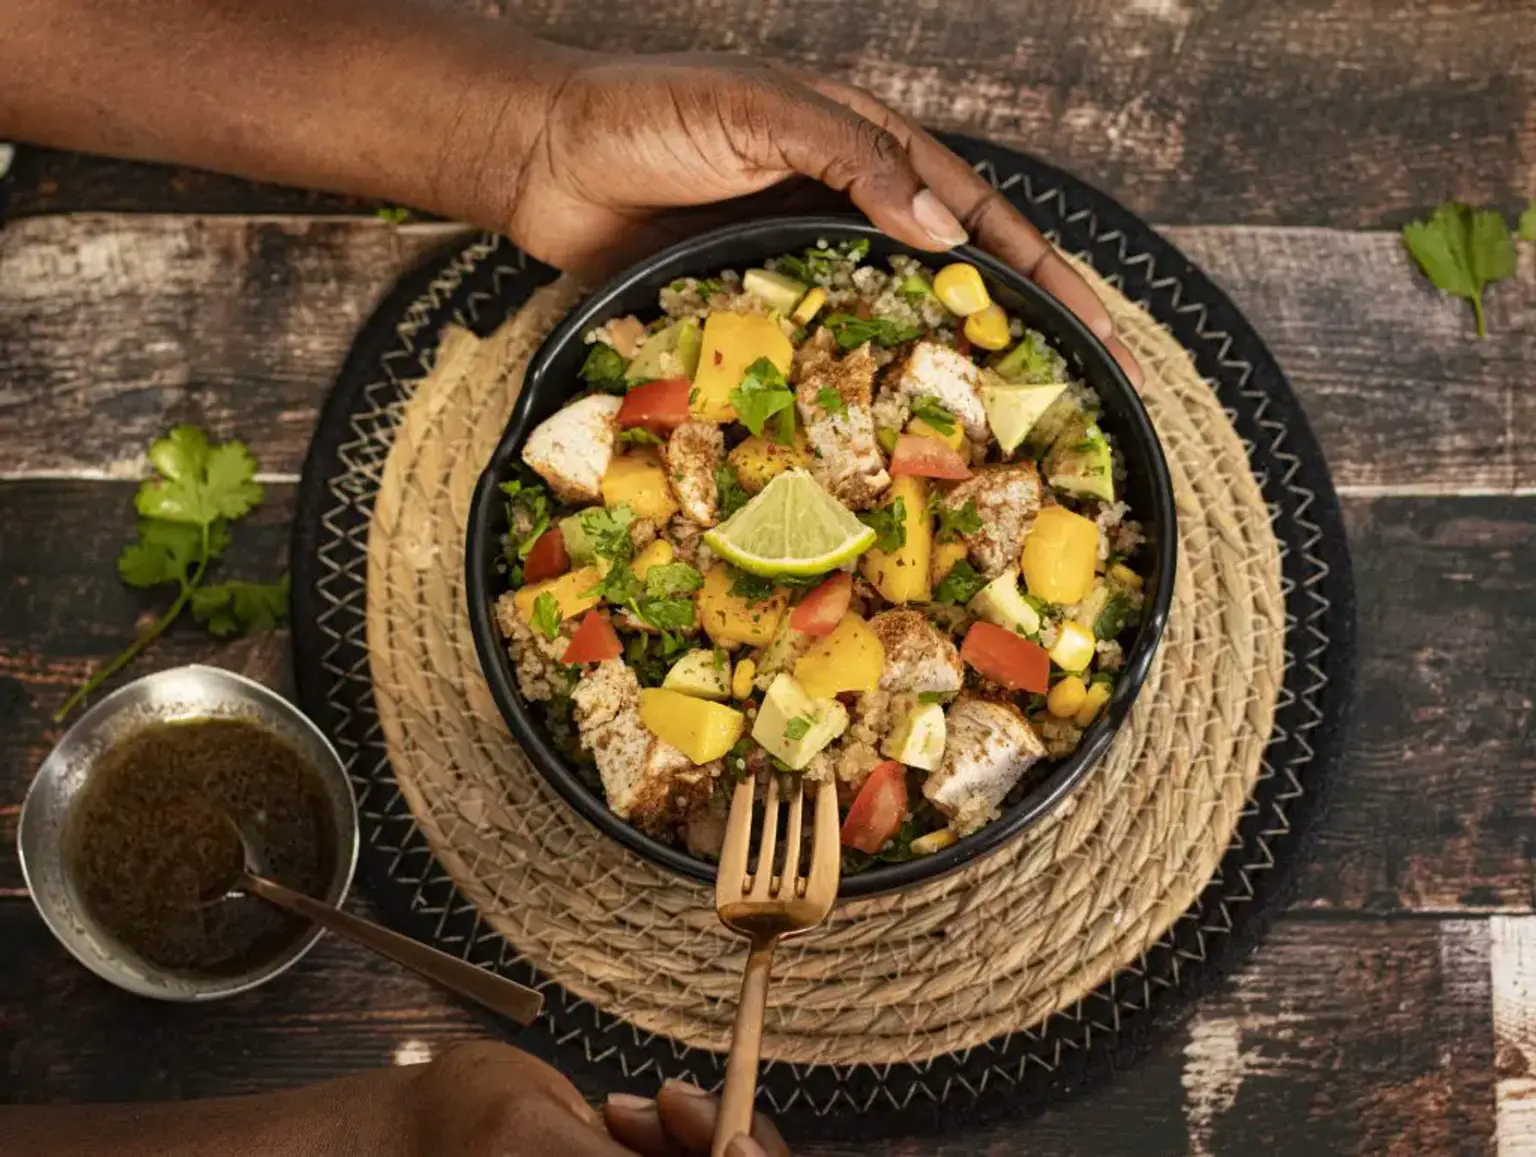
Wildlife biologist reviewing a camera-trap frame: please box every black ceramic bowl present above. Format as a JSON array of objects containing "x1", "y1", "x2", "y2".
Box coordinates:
[{"x1": 467, "y1": 216, "x2": 1176, "y2": 899}]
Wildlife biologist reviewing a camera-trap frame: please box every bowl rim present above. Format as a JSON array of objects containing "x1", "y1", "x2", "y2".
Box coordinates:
[
  {"x1": 17, "y1": 664, "x2": 361, "y2": 1000},
  {"x1": 466, "y1": 214, "x2": 1177, "y2": 898}
]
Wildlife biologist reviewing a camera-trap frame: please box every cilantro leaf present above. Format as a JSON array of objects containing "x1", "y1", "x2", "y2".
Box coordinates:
[
  {"x1": 729, "y1": 568, "x2": 778, "y2": 604},
  {"x1": 899, "y1": 271, "x2": 935, "y2": 300},
  {"x1": 1402, "y1": 202, "x2": 1518, "y2": 337},
  {"x1": 816, "y1": 387, "x2": 848, "y2": 417},
  {"x1": 992, "y1": 328, "x2": 1067, "y2": 385},
  {"x1": 932, "y1": 498, "x2": 981, "y2": 543},
  {"x1": 532, "y1": 592, "x2": 563, "y2": 639},
  {"x1": 783, "y1": 715, "x2": 813, "y2": 741},
  {"x1": 775, "y1": 239, "x2": 869, "y2": 284},
  {"x1": 636, "y1": 596, "x2": 696, "y2": 632},
  {"x1": 933, "y1": 559, "x2": 987, "y2": 605},
  {"x1": 376, "y1": 206, "x2": 411, "y2": 225},
  {"x1": 917, "y1": 690, "x2": 956, "y2": 705},
  {"x1": 729, "y1": 358, "x2": 797, "y2": 443},
  {"x1": 910, "y1": 396, "x2": 957, "y2": 436},
  {"x1": 189, "y1": 575, "x2": 291, "y2": 638},
  {"x1": 716, "y1": 465, "x2": 751, "y2": 519},
  {"x1": 822, "y1": 313, "x2": 920, "y2": 351},
  {"x1": 644, "y1": 562, "x2": 704, "y2": 599},
  {"x1": 1521, "y1": 200, "x2": 1536, "y2": 243},
  {"x1": 136, "y1": 426, "x2": 263, "y2": 525},
  {"x1": 587, "y1": 563, "x2": 645, "y2": 607},
  {"x1": 1094, "y1": 593, "x2": 1137, "y2": 639},
  {"x1": 858, "y1": 497, "x2": 906, "y2": 553},
  {"x1": 117, "y1": 520, "x2": 226, "y2": 589},
  {"x1": 579, "y1": 342, "x2": 630, "y2": 394},
  {"x1": 617, "y1": 428, "x2": 662, "y2": 447}
]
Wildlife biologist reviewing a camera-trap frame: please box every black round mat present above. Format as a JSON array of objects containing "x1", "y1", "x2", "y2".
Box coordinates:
[{"x1": 290, "y1": 135, "x2": 1355, "y2": 1142}]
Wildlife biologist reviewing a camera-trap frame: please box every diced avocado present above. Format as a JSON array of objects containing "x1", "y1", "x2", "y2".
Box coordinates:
[
  {"x1": 880, "y1": 696, "x2": 946, "y2": 772},
  {"x1": 967, "y1": 569, "x2": 1042, "y2": 637},
  {"x1": 899, "y1": 271, "x2": 936, "y2": 299},
  {"x1": 558, "y1": 512, "x2": 599, "y2": 565},
  {"x1": 1026, "y1": 391, "x2": 1087, "y2": 457},
  {"x1": 991, "y1": 328, "x2": 1067, "y2": 385},
  {"x1": 662, "y1": 649, "x2": 732, "y2": 701},
  {"x1": 750, "y1": 673, "x2": 848, "y2": 770},
  {"x1": 1071, "y1": 582, "x2": 1110, "y2": 633},
  {"x1": 1045, "y1": 418, "x2": 1116, "y2": 503},
  {"x1": 625, "y1": 317, "x2": 703, "y2": 383},
  {"x1": 1048, "y1": 620, "x2": 1096, "y2": 673},
  {"x1": 743, "y1": 268, "x2": 809, "y2": 316},
  {"x1": 979, "y1": 379, "x2": 1068, "y2": 455}
]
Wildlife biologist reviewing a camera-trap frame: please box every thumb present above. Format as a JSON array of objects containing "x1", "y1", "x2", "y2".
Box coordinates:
[{"x1": 760, "y1": 82, "x2": 969, "y2": 253}]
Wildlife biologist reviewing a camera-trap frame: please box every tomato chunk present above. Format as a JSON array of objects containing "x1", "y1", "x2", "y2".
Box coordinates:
[
  {"x1": 888, "y1": 433, "x2": 971, "y2": 480},
  {"x1": 840, "y1": 760, "x2": 909, "y2": 855},
  {"x1": 563, "y1": 610, "x2": 622, "y2": 664},
  {"x1": 616, "y1": 377, "x2": 693, "y2": 433},
  {"x1": 960, "y1": 621, "x2": 1050, "y2": 693},
  {"x1": 521, "y1": 528, "x2": 570, "y2": 583},
  {"x1": 789, "y1": 572, "x2": 853, "y2": 637}
]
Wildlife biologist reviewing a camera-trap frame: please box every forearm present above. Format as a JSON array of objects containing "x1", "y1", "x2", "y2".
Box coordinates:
[
  {"x1": 0, "y1": 0, "x2": 577, "y2": 229},
  {"x1": 0, "y1": 1066, "x2": 419, "y2": 1157}
]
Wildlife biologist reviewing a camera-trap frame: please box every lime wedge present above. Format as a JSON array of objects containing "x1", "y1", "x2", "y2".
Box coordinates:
[{"x1": 703, "y1": 469, "x2": 876, "y2": 577}]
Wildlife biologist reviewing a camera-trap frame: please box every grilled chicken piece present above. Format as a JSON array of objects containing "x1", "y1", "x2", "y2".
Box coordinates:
[
  {"x1": 934, "y1": 462, "x2": 1044, "y2": 579},
  {"x1": 521, "y1": 393, "x2": 622, "y2": 503},
  {"x1": 923, "y1": 696, "x2": 1046, "y2": 835},
  {"x1": 793, "y1": 330, "x2": 891, "y2": 510},
  {"x1": 661, "y1": 421, "x2": 724, "y2": 526}
]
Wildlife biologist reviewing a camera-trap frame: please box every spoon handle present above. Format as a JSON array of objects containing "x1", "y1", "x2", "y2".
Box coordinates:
[{"x1": 248, "y1": 874, "x2": 543, "y2": 1025}]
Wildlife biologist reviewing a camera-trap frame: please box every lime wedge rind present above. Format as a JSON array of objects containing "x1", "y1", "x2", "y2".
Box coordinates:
[{"x1": 703, "y1": 469, "x2": 876, "y2": 577}]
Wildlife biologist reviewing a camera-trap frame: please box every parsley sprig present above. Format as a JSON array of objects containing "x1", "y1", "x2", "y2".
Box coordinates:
[
  {"x1": 858, "y1": 497, "x2": 907, "y2": 553},
  {"x1": 57, "y1": 426, "x2": 289, "y2": 721}
]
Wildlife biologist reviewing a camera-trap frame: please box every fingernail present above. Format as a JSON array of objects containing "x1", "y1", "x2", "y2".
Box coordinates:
[
  {"x1": 726, "y1": 1135, "x2": 769, "y2": 1157},
  {"x1": 662, "y1": 1078, "x2": 711, "y2": 1098},
  {"x1": 605, "y1": 1092, "x2": 656, "y2": 1113},
  {"x1": 912, "y1": 188, "x2": 968, "y2": 247}
]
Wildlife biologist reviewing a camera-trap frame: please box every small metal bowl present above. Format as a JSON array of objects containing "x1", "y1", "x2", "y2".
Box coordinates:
[{"x1": 17, "y1": 665, "x2": 358, "y2": 1001}]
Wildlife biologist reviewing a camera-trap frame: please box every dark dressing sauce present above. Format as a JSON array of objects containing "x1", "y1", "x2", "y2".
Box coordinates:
[{"x1": 66, "y1": 719, "x2": 338, "y2": 976}]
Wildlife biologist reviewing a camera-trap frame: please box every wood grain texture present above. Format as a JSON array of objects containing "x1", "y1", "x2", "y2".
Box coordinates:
[
  {"x1": 1492, "y1": 916, "x2": 1536, "y2": 1153},
  {"x1": 6, "y1": 0, "x2": 1532, "y2": 229},
  {"x1": 0, "y1": 484, "x2": 1531, "y2": 913},
  {"x1": 2, "y1": 215, "x2": 1533, "y2": 491},
  {"x1": 0, "y1": 906, "x2": 1499, "y2": 1155}
]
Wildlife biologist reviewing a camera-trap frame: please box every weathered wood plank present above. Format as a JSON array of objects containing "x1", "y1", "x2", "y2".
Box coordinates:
[
  {"x1": 3, "y1": 215, "x2": 1533, "y2": 491},
  {"x1": 0, "y1": 906, "x2": 1498, "y2": 1155},
  {"x1": 1298, "y1": 496, "x2": 1536, "y2": 915},
  {"x1": 0, "y1": 483, "x2": 1532, "y2": 915},
  {"x1": 1492, "y1": 916, "x2": 1536, "y2": 1153},
  {"x1": 6, "y1": 0, "x2": 1532, "y2": 229}
]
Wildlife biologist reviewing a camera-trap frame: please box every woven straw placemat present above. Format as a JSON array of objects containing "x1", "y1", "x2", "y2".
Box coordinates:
[{"x1": 364, "y1": 259, "x2": 1283, "y2": 1068}]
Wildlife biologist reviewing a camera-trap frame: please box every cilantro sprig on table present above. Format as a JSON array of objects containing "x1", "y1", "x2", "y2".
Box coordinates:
[
  {"x1": 1520, "y1": 200, "x2": 1536, "y2": 242},
  {"x1": 1402, "y1": 200, "x2": 1526, "y2": 337},
  {"x1": 56, "y1": 425, "x2": 290, "y2": 721}
]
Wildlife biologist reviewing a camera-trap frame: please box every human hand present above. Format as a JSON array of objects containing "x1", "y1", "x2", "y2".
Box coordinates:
[
  {"x1": 407, "y1": 1041, "x2": 786, "y2": 1157},
  {"x1": 504, "y1": 51, "x2": 1140, "y2": 386}
]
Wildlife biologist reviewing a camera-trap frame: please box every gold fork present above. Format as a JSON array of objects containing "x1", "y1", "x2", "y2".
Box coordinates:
[{"x1": 711, "y1": 774, "x2": 841, "y2": 1157}]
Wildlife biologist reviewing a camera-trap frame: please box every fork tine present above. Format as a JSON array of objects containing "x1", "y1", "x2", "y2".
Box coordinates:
[
  {"x1": 778, "y1": 778, "x2": 805, "y2": 893},
  {"x1": 804, "y1": 779, "x2": 842, "y2": 906},
  {"x1": 715, "y1": 778, "x2": 755, "y2": 906},
  {"x1": 749, "y1": 775, "x2": 781, "y2": 900}
]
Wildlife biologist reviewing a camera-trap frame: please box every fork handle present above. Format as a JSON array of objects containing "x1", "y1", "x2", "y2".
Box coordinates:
[{"x1": 713, "y1": 935, "x2": 777, "y2": 1157}]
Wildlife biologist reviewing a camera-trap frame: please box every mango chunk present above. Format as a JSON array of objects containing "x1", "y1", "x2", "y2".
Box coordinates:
[
  {"x1": 793, "y1": 614, "x2": 885, "y2": 700},
  {"x1": 696, "y1": 565, "x2": 788, "y2": 648},
  {"x1": 691, "y1": 312, "x2": 794, "y2": 423},
  {"x1": 601, "y1": 451, "x2": 678, "y2": 522},
  {"x1": 638, "y1": 688, "x2": 745, "y2": 764},
  {"x1": 513, "y1": 566, "x2": 603, "y2": 624}
]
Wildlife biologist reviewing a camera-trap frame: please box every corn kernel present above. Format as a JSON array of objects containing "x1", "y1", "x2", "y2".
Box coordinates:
[
  {"x1": 963, "y1": 304, "x2": 1012, "y2": 350},
  {"x1": 731, "y1": 658, "x2": 757, "y2": 700},
  {"x1": 1074, "y1": 681, "x2": 1113, "y2": 728},
  {"x1": 911, "y1": 828, "x2": 958, "y2": 856},
  {"x1": 933, "y1": 262, "x2": 991, "y2": 317},
  {"x1": 791, "y1": 287, "x2": 827, "y2": 326},
  {"x1": 1109, "y1": 563, "x2": 1143, "y2": 590},
  {"x1": 1047, "y1": 675, "x2": 1088, "y2": 718}
]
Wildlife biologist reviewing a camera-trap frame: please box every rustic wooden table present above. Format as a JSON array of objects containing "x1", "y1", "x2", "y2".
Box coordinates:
[{"x1": 2, "y1": 4, "x2": 1532, "y2": 1153}]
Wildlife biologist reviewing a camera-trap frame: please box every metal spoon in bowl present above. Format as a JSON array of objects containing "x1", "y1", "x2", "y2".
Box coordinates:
[{"x1": 205, "y1": 814, "x2": 543, "y2": 1025}]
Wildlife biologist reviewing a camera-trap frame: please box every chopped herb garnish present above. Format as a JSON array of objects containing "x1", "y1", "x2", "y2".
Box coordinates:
[
  {"x1": 1094, "y1": 593, "x2": 1136, "y2": 639},
  {"x1": 822, "y1": 313, "x2": 921, "y2": 351},
  {"x1": 579, "y1": 341, "x2": 630, "y2": 394},
  {"x1": 917, "y1": 691, "x2": 957, "y2": 705},
  {"x1": 532, "y1": 592, "x2": 562, "y2": 640},
  {"x1": 816, "y1": 386, "x2": 848, "y2": 417},
  {"x1": 1091, "y1": 671, "x2": 1117, "y2": 688},
  {"x1": 729, "y1": 568, "x2": 778, "y2": 604},
  {"x1": 932, "y1": 497, "x2": 981, "y2": 542},
  {"x1": 933, "y1": 559, "x2": 987, "y2": 605},
  {"x1": 909, "y1": 396, "x2": 957, "y2": 436},
  {"x1": 713, "y1": 647, "x2": 729, "y2": 672},
  {"x1": 671, "y1": 276, "x2": 725, "y2": 298},
  {"x1": 644, "y1": 562, "x2": 705, "y2": 599},
  {"x1": 729, "y1": 357, "x2": 797, "y2": 444},
  {"x1": 500, "y1": 480, "x2": 552, "y2": 563},
  {"x1": 617, "y1": 427, "x2": 663, "y2": 447},
  {"x1": 376, "y1": 206, "x2": 411, "y2": 225},
  {"x1": 716, "y1": 464, "x2": 751, "y2": 519},
  {"x1": 898, "y1": 271, "x2": 935, "y2": 300},
  {"x1": 775, "y1": 239, "x2": 870, "y2": 284},
  {"x1": 858, "y1": 497, "x2": 907, "y2": 553},
  {"x1": 783, "y1": 715, "x2": 813, "y2": 741}
]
